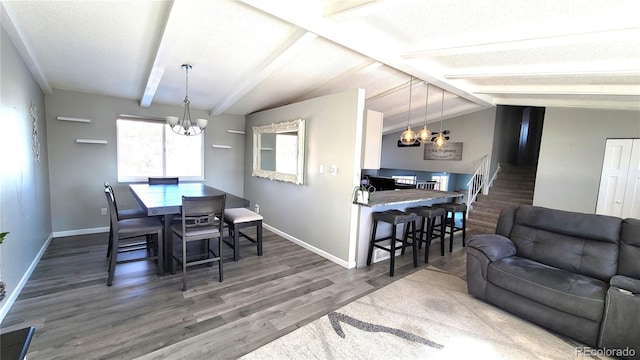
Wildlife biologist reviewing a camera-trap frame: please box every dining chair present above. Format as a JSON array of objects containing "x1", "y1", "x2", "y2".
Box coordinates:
[
  {"x1": 104, "y1": 182, "x2": 148, "y2": 258},
  {"x1": 104, "y1": 188, "x2": 164, "y2": 286},
  {"x1": 171, "y1": 194, "x2": 226, "y2": 291},
  {"x1": 148, "y1": 177, "x2": 179, "y2": 185}
]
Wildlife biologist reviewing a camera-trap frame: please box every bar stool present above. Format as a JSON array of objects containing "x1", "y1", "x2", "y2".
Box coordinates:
[
  {"x1": 433, "y1": 202, "x2": 467, "y2": 252},
  {"x1": 223, "y1": 208, "x2": 264, "y2": 261},
  {"x1": 405, "y1": 206, "x2": 446, "y2": 263},
  {"x1": 366, "y1": 209, "x2": 418, "y2": 276}
]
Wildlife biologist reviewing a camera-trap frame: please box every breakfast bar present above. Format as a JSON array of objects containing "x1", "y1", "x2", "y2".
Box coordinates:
[{"x1": 355, "y1": 189, "x2": 463, "y2": 268}]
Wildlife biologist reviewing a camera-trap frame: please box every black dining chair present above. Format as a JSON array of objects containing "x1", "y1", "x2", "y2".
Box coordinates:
[
  {"x1": 104, "y1": 188, "x2": 164, "y2": 286},
  {"x1": 104, "y1": 182, "x2": 149, "y2": 258},
  {"x1": 171, "y1": 194, "x2": 226, "y2": 291},
  {"x1": 148, "y1": 177, "x2": 179, "y2": 185}
]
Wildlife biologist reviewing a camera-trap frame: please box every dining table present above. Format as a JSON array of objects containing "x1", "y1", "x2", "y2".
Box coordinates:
[{"x1": 129, "y1": 182, "x2": 250, "y2": 273}]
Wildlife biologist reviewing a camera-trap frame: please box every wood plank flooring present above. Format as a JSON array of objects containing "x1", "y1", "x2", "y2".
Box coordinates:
[{"x1": 1, "y1": 228, "x2": 466, "y2": 359}]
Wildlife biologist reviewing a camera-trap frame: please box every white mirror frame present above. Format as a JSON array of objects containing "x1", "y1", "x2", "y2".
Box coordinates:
[{"x1": 252, "y1": 119, "x2": 305, "y2": 185}]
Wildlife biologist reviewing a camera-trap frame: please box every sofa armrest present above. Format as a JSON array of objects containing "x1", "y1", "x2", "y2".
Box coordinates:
[
  {"x1": 610, "y1": 275, "x2": 640, "y2": 294},
  {"x1": 598, "y1": 275, "x2": 640, "y2": 354},
  {"x1": 467, "y1": 234, "x2": 516, "y2": 262},
  {"x1": 466, "y1": 234, "x2": 516, "y2": 300}
]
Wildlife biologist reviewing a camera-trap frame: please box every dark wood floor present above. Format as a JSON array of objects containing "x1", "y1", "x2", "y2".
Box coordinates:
[{"x1": 1, "y1": 228, "x2": 466, "y2": 359}]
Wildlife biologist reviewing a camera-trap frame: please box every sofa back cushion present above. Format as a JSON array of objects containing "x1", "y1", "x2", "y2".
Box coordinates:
[
  {"x1": 619, "y1": 218, "x2": 640, "y2": 279},
  {"x1": 508, "y1": 205, "x2": 621, "y2": 281}
]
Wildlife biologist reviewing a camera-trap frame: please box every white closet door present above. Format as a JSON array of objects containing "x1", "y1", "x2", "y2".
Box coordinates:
[
  {"x1": 621, "y1": 139, "x2": 640, "y2": 219},
  {"x1": 596, "y1": 139, "x2": 640, "y2": 219}
]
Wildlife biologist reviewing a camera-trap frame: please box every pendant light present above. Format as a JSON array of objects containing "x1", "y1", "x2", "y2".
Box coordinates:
[
  {"x1": 166, "y1": 64, "x2": 208, "y2": 136},
  {"x1": 433, "y1": 88, "x2": 447, "y2": 148},
  {"x1": 416, "y1": 82, "x2": 431, "y2": 143},
  {"x1": 400, "y1": 77, "x2": 417, "y2": 145}
]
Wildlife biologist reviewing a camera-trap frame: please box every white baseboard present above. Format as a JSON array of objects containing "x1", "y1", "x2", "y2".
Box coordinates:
[
  {"x1": 0, "y1": 233, "x2": 54, "y2": 322},
  {"x1": 53, "y1": 226, "x2": 108, "y2": 238},
  {"x1": 263, "y1": 223, "x2": 356, "y2": 269}
]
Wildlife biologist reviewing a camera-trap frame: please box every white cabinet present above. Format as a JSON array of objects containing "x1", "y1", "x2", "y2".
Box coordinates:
[{"x1": 361, "y1": 110, "x2": 383, "y2": 169}]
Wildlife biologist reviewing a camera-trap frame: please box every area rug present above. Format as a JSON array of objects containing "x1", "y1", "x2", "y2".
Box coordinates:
[{"x1": 241, "y1": 267, "x2": 609, "y2": 360}]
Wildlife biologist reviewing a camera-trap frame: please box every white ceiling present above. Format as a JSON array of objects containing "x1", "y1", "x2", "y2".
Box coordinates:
[{"x1": 2, "y1": 0, "x2": 639, "y2": 134}]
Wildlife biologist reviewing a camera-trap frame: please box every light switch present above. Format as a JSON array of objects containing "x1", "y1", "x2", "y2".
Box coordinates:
[
  {"x1": 330, "y1": 164, "x2": 338, "y2": 176},
  {"x1": 319, "y1": 164, "x2": 324, "y2": 174}
]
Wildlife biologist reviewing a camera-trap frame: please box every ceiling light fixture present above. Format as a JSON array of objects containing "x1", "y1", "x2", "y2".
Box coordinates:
[
  {"x1": 400, "y1": 76, "x2": 417, "y2": 145},
  {"x1": 416, "y1": 82, "x2": 431, "y2": 143},
  {"x1": 166, "y1": 64, "x2": 208, "y2": 136},
  {"x1": 433, "y1": 88, "x2": 447, "y2": 148}
]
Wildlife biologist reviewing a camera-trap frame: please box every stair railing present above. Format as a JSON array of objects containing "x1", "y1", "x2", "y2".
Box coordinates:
[{"x1": 466, "y1": 155, "x2": 490, "y2": 219}]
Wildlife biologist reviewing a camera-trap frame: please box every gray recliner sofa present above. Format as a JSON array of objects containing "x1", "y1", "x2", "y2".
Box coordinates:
[{"x1": 466, "y1": 205, "x2": 640, "y2": 357}]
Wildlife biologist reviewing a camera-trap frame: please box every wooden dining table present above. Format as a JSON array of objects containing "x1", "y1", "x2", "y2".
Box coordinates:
[{"x1": 129, "y1": 183, "x2": 250, "y2": 273}]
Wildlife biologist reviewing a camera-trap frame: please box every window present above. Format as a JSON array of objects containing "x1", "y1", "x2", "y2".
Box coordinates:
[
  {"x1": 431, "y1": 174, "x2": 449, "y2": 191},
  {"x1": 117, "y1": 117, "x2": 204, "y2": 182}
]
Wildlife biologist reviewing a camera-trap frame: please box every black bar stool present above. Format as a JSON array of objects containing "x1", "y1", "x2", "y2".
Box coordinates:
[
  {"x1": 406, "y1": 206, "x2": 446, "y2": 263},
  {"x1": 433, "y1": 202, "x2": 467, "y2": 252},
  {"x1": 366, "y1": 209, "x2": 418, "y2": 276}
]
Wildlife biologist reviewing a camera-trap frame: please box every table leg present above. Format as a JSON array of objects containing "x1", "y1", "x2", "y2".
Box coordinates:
[{"x1": 163, "y1": 214, "x2": 174, "y2": 274}]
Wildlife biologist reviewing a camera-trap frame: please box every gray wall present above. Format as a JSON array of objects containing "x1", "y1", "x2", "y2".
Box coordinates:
[
  {"x1": 380, "y1": 108, "x2": 497, "y2": 174},
  {"x1": 534, "y1": 107, "x2": 640, "y2": 213},
  {"x1": 0, "y1": 28, "x2": 52, "y2": 317},
  {"x1": 45, "y1": 89, "x2": 245, "y2": 234},
  {"x1": 244, "y1": 89, "x2": 365, "y2": 267}
]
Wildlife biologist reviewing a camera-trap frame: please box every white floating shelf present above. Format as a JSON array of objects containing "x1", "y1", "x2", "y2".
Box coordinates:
[
  {"x1": 227, "y1": 129, "x2": 245, "y2": 135},
  {"x1": 57, "y1": 116, "x2": 91, "y2": 123},
  {"x1": 260, "y1": 147, "x2": 274, "y2": 151},
  {"x1": 76, "y1": 139, "x2": 107, "y2": 144},
  {"x1": 211, "y1": 144, "x2": 232, "y2": 149}
]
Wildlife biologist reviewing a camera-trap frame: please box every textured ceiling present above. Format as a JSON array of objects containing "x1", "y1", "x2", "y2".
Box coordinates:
[{"x1": 2, "y1": 0, "x2": 639, "y2": 134}]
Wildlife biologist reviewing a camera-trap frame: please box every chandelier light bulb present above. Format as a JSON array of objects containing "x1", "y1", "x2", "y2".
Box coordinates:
[{"x1": 417, "y1": 125, "x2": 431, "y2": 143}]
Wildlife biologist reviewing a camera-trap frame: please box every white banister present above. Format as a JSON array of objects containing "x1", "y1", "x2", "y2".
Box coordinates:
[{"x1": 466, "y1": 155, "x2": 490, "y2": 219}]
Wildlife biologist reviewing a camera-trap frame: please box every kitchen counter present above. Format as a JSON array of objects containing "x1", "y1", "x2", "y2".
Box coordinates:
[
  {"x1": 361, "y1": 189, "x2": 463, "y2": 207},
  {"x1": 354, "y1": 188, "x2": 464, "y2": 268}
]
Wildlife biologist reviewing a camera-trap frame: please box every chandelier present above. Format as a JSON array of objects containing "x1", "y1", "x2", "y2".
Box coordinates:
[
  {"x1": 166, "y1": 64, "x2": 208, "y2": 136},
  {"x1": 433, "y1": 88, "x2": 448, "y2": 148},
  {"x1": 417, "y1": 82, "x2": 431, "y2": 143},
  {"x1": 399, "y1": 76, "x2": 417, "y2": 145}
]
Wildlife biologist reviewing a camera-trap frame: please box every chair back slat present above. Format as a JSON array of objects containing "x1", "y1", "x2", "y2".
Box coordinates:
[
  {"x1": 148, "y1": 177, "x2": 179, "y2": 185},
  {"x1": 104, "y1": 188, "x2": 120, "y2": 231},
  {"x1": 181, "y1": 195, "x2": 226, "y2": 238}
]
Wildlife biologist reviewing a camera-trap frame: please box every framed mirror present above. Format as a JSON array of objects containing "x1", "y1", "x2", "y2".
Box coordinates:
[{"x1": 252, "y1": 119, "x2": 305, "y2": 185}]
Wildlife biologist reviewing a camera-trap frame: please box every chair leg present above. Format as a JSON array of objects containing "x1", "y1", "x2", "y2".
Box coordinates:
[
  {"x1": 366, "y1": 220, "x2": 379, "y2": 266},
  {"x1": 448, "y1": 212, "x2": 454, "y2": 253},
  {"x1": 424, "y1": 217, "x2": 433, "y2": 263},
  {"x1": 389, "y1": 225, "x2": 397, "y2": 277},
  {"x1": 411, "y1": 221, "x2": 418, "y2": 267},
  {"x1": 462, "y1": 212, "x2": 467, "y2": 246},
  {"x1": 256, "y1": 221, "x2": 263, "y2": 256},
  {"x1": 182, "y1": 239, "x2": 187, "y2": 292},
  {"x1": 439, "y1": 214, "x2": 446, "y2": 256},
  {"x1": 106, "y1": 225, "x2": 113, "y2": 258},
  {"x1": 233, "y1": 224, "x2": 240, "y2": 261},
  {"x1": 107, "y1": 236, "x2": 118, "y2": 286},
  {"x1": 218, "y1": 237, "x2": 223, "y2": 282}
]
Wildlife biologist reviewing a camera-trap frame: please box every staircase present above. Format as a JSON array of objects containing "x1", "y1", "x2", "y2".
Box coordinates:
[{"x1": 467, "y1": 164, "x2": 536, "y2": 235}]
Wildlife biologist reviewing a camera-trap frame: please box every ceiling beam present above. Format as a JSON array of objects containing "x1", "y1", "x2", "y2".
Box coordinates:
[
  {"x1": 209, "y1": 30, "x2": 317, "y2": 116},
  {"x1": 139, "y1": 1, "x2": 192, "y2": 108},
  {"x1": 238, "y1": 0, "x2": 494, "y2": 108},
  {"x1": 1, "y1": 2, "x2": 51, "y2": 94}
]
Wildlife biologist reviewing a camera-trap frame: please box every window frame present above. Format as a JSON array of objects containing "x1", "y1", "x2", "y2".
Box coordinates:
[{"x1": 116, "y1": 115, "x2": 205, "y2": 183}]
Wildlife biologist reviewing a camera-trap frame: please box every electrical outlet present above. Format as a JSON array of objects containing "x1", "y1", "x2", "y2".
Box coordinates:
[
  {"x1": 254, "y1": 203, "x2": 260, "y2": 214},
  {"x1": 100, "y1": 208, "x2": 107, "y2": 216}
]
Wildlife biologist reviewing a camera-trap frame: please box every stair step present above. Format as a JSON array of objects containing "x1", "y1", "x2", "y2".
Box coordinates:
[
  {"x1": 467, "y1": 218, "x2": 496, "y2": 234},
  {"x1": 470, "y1": 203, "x2": 503, "y2": 215},
  {"x1": 468, "y1": 209, "x2": 499, "y2": 224},
  {"x1": 489, "y1": 189, "x2": 534, "y2": 197},
  {"x1": 477, "y1": 194, "x2": 533, "y2": 204}
]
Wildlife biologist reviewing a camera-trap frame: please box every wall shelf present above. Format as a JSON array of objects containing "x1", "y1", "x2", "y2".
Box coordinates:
[
  {"x1": 57, "y1": 116, "x2": 91, "y2": 123},
  {"x1": 227, "y1": 129, "x2": 245, "y2": 135},
  {"x1": 76, "y1": 139, "x2": 107, "y2": 144},
  {"x1": 212, "y1": 144, "x2": 232, "y2": 149}
]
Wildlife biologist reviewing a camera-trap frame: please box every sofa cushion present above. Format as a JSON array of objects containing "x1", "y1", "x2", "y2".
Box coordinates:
[
  {"x1": 487, "y1": 256, "x2": 607, "y2": 322},
  {"x1": 619, "y1": 218, "x2": 640, "y2": 279},
  {"x1": 509, "y1": 206, "x2": 621, "y2": 281}
]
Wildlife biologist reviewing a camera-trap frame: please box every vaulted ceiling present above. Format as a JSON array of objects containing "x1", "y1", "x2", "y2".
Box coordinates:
[{"x1": 2, "y1": 0, "x2": 639, "y2": 134}]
